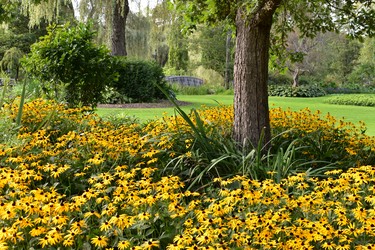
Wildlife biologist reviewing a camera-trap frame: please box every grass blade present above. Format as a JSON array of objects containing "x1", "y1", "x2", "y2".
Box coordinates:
[{"x1": 16, "y1": 79, "x2": 27, "y2": 126}]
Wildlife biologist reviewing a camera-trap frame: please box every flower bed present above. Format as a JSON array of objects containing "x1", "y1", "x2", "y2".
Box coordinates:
[{"x1": 0, "y1": 99, "x2": 374, "y2": 249}]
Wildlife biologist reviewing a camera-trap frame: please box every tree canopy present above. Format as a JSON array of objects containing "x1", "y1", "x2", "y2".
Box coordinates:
[{"x1": 174, "y1": 0, "x2": 375, "y2": 147}]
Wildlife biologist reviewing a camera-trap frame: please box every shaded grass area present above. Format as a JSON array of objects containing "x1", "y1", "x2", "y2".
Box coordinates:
[
  {"x1": 96, "y1": 95, "x2": 375, "y2": 135},
  {"x1": 95, "y1": 95, "x2": 234, "y2": 121}
]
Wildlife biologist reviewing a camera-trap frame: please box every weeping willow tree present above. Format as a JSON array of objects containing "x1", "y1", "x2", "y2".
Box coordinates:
[
  {"x1": 17, "y1": 0, "x2": 129, "y2": 56},
  {"x1": 15, "y1": 0, "x2": 74, "y2": 26},
  {"x1": 0, "y1": 47, "x2": 23, "y2": 80},
  {"x1": 77, "y1": 0, "x2": 130, "y2": 56},
  {"x1": 17, "y1": 0, "x2": 68, "y2": 27},
  {"x1": 150, "y1": 0, "x2": 171, "y2": 67},
  {"x1": 126, "y1": 12, "x2": 151, "y2": 59}
]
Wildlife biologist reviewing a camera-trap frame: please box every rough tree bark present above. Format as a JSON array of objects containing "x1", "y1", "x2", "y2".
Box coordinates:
[
  {"x1": 111, "y1": 0, "x2": 129, "y2": 56},
  {"x1": 233, "y1": 1, "x2": 281, "y2": 148}
]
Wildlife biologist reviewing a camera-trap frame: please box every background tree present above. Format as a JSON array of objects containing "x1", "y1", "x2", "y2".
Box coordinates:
[
  {"x1": 77, "y1": 0, "x2": 129, "y2": 55},
  {"x1": 174, "y1": 0, "x2": 375, "y2": 148},
  {"x1": 15, "y1": 0, "x2": 129, "y2": 56},
  {"x1": 329, "y1": 35, "x2": 361, "y2": 84},
  {"x1": 0, "y1": 0, "x2": 48, "y2": 76},
  {"x1": 111, "y1": 0, "x2": 129, "y2": 56},
  {"x1": 166, "y1": 14, "x2": 189, "y2": 74},
  {"x1": 349, "y1": 37, "x2": 375, "y2": 85},
  {"x1": 197, "y1": 23, "x2": 234, "y2": 88},
  {"x1": 286, "y1": 31, "x2": 320, "y2": 87},
  {"x1": 150, "y1": 0, "x2": 171, "y2": 67},
  {"x1": 0, "y1": 47, "x2": 23, "y2": 80},
  {"x1": 126, "y1": 12, "x2": 151, "y2": 59},
  {"x1": 291, "y1": 32, "x2": 362, "y2": 85}
]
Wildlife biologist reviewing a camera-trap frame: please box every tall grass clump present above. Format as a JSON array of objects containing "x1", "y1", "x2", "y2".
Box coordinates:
[{"x1": 141, "y1": 95, "x2": 374, "y2": 189}]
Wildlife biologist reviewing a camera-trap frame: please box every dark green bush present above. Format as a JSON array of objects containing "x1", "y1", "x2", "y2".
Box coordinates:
[
  {"x1": 268, "y1": 74, "x2": 291, "y2": 85},
  {"x1": 113, "y1": 59, "x2": 170, "y2": 103},
  {"x1": 268, "y1": 84, "x2": 326, "y2": 97},
  {"x1": 324, "y1": 83, "x2": 375, "y2": 94},
  {"x1": 324, "y1": 94, "x2": 375, "y2": 107},
  {"x1": 101, "y1": 86, "x2": 129, "y2": 104}
]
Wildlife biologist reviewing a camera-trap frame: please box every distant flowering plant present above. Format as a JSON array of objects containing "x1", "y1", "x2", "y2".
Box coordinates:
[{"x1": 270, "y1": 107, "x2": 375, "y2": 168}]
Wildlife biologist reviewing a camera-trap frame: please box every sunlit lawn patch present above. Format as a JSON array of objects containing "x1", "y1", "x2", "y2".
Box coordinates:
[{"x1": 0, "y1": 98, "x2": 375, "y2": 249}]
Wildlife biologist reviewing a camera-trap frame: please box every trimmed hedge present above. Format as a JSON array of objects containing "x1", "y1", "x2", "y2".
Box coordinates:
[
  {"x1": 113, "y1": 58, "x2": 170, "y2": 103},
  {"x1": 324, "y1": 84, "x2": 375, "y2": 94},
  {"x1": 268, "y1": 84, "x2": 326, "y2": 97},
  {"x1": 324, "y1": 94, "x2": 375, "y2": 107}
]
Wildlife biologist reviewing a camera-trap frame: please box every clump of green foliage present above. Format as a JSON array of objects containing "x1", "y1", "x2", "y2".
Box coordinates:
[
  {"x1": 324, "y1": 82, "x2": 375, "y2": 94},
  {"x1": 22, "y1": 22, "x2": 117, "y2": 108},
  {"x1": 113, "y1": 58, "x2": 170, "y2": 103},
  {"x1": 268, "y1": 84, "x2": 326, "y2": 97},
  {"x1": 324, "y1": 94, "x2": 375, "y2": 107},
  {"x1": 268, "y1": 74, "x2": 292, "y2": 85}
]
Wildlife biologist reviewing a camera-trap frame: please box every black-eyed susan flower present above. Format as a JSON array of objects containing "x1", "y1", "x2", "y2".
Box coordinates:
[
  {"x1": 84, "y1": 210, "x2": 101, "y2": 218},
  {"x1": 91, "y1": 235, "x2": 108, "y2": 248},
  {"x1": 99, "y1": 221, "x2": 112, "y2": 231},
  {"x1": 141, "y1": 239, "x2": 159, "y2": 249},
  {"x1": 117, "y1": 240, "x2": 131, "y2": 250}
]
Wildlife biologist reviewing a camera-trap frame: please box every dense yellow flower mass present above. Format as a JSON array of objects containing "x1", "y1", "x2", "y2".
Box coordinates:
[{"x1": 0, "y1": 99, "x2": 374, "y2": 249}]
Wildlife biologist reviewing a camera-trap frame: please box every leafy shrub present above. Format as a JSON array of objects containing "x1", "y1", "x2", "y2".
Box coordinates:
[
  {"x1": 101, "y1": 86, "x2": 129, "y2": 104},
  {"x1": 1, "y1": 78, "x2": 44, "y2": 105},
  {"x1": 349, "y1": 63, "x2": 375, "y2": 85},
  {"x1": 268, "y1": 84, "x2": 326, "y2": 97},
  {"x1": 324, "y1": 82, "x2": 375, "y2": 94},
  {"x1": 268, "y1": 74, "x2": 291, "y2": 85},
  {"x1": 113, "y1": 58, "x2": 170, "y2": 103},
  {"x1": 324, "y1": 94, "x2": 375, "y2": 107},
  {"x1": 22, "y1": 23, "x2": 117, "y2": 108}
]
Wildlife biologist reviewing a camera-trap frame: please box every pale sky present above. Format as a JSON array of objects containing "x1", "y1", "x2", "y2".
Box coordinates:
[
  {"x1": 130, "y1": 0, "x2": 158, "y2": 12},
  {"x1": 72, "y1": 0, "x2": 158, "y2": 16}
]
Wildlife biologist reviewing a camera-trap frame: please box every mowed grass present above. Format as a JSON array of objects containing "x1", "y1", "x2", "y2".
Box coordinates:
[
  {"x1": 96, "y1": 94, "x2": 375, "y2": 135},
  {"x1": 95, "y1": 95, "x2": 234, "y2": 121}
]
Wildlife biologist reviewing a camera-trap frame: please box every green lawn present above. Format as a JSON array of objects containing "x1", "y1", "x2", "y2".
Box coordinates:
[
  {"x1": 96, "y1": 95, "x2": 375, "y2": 136},
  {"x1": 269, "y1": 96, "x2": 375, "y2": 135},
  {"x1": 95, "y1": 95, "x2": 234, "y2": 121}
]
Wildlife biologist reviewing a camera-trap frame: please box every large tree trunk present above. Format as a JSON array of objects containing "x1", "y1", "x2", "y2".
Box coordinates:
[
  {"x1": 233, "y1": 2, "x2": 280, "y2": 148},
  {"x1": 111, "y1": 0, "x2": 129, "y2": 56}
]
